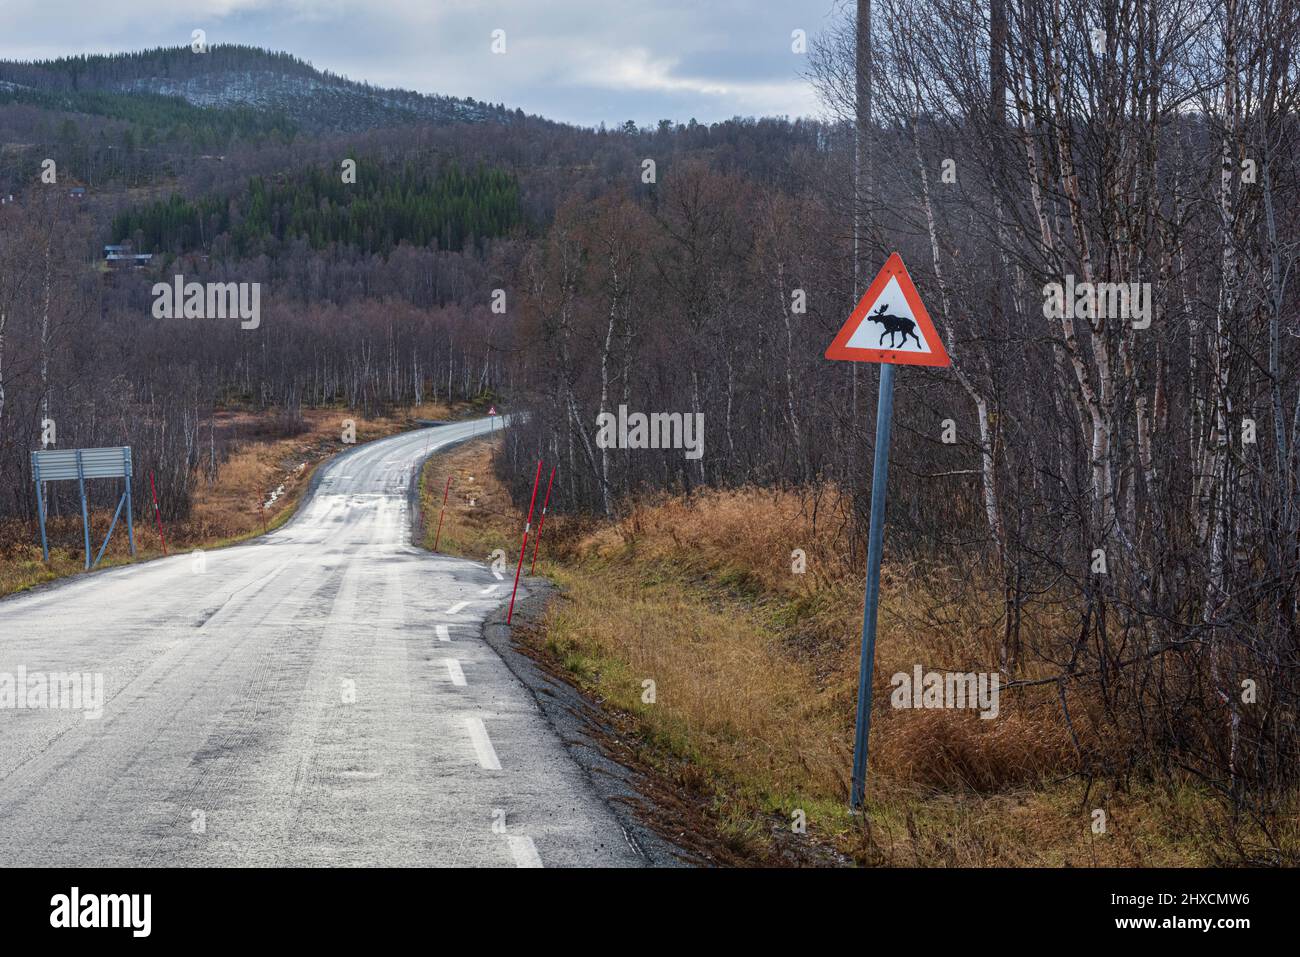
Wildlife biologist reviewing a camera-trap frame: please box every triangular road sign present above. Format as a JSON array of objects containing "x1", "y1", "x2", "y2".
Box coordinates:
[{"x1": 826, "y1": 253, "x2": 950, "y2": 367}]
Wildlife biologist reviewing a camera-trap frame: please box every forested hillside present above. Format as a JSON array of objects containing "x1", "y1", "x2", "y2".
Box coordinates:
[{"x1": 0, "y1": 85, "x2": 297, "y2": 148}]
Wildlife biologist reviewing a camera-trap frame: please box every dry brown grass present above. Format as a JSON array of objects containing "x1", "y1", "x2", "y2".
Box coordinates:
[
  {"x1": 418, "y1": 434, "x2": 520, "y2": 561},
  {"x1": 419, "y1": 442, "x2": 1255, "y2": 866},
  {"x1": 547, "y1": 486, "x2": 1091, "y2": 790}
]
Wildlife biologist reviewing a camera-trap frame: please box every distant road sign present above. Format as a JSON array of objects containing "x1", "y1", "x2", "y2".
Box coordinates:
[
  {"x1": 31, "y1": 447, "x2": 131, "y2": 480},
  {"x1": 826, "y1": 253, "x2": 950, "y2": 367},
  {"x1": 31, "y1": 446, "x2": 136, "y2": 569},
  {"x1": 488, "y1": 406, "x2": 497, "y2": 416}
]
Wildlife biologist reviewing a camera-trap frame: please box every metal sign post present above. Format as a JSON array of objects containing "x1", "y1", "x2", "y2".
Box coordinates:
[
  {"x1": 825, "y1": 253, "x2": 950, "y2": 811},
  {"x1": 850, "y1": 362, "x2": 894, "y2": 809},
  {"x1": 31, "y1": 447, "x2": 136, "y2": 569}
]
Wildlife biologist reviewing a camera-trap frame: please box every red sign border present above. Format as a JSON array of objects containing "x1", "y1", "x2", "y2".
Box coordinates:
[{"x1": 825, "y1": 252, "x2": 951, "y2": 367}]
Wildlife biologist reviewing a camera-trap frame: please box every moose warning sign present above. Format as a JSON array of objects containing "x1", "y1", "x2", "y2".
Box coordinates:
[
  {"x1": 824, "y1": 252, "x2": 951, "y2": 811},
  {"x1": 826, "y1": 252, "x2": 950, "y2": 367}
]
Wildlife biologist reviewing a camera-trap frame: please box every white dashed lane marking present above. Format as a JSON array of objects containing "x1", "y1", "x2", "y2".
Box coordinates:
[
  {"x1": 445, "y1": 659, "x2": 466, "y2": 686},
  {"x1": 464, "y1": 717, "x2": 501, "y2": 770},
  {"x1": 507, "y1": 835, "x2": 543, "y2": 868},
  {"x1": 435, "y1": 624, "x2": 451, "y2": 642}
]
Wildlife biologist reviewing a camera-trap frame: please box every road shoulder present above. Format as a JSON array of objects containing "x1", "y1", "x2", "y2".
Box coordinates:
[{"x1": 480, "y1": 581, "x2": 694, "y2": 868}]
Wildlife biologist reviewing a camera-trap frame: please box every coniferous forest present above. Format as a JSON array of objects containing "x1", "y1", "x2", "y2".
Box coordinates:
[{"x1": 110, "y1": 160, "x2": 524, "y2": 256}]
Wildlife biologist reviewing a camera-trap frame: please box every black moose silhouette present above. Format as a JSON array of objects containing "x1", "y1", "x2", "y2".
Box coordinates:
[{"x1": 866, "y1": 303, "x2": 923, "y2": 349}]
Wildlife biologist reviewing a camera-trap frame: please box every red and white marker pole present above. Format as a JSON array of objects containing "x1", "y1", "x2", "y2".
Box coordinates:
[
  {"x1": 529, "y1": 466, "x2": 556, "y2": 575},
  {"x1": 507, "y1": 459, "x2": 543, "y2": 625},
  {"x1": 433, "y1": 475, "x2": 452, "y2": 551},
  {"x1": 149, "y1": 470, "x2": 167, "y2": 556}
]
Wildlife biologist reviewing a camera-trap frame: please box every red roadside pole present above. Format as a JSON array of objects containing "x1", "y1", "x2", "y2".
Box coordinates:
[
  {"x1": 148, "y1": 470, "x2": 168, "y2": 556},
  {"x1": 432, "y1": 475, "x2": 452, "y2": 551},
  {"x1": 507, "y1": 459, "x2": 543, "y2": 625},
  {"x1": 529, "y1": 466, "x2": 556, "y2": 575}
]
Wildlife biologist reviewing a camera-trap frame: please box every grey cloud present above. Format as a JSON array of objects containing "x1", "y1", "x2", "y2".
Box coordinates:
[{"x1": 3, "y1": 0, "x2": 834, "y2": 125}]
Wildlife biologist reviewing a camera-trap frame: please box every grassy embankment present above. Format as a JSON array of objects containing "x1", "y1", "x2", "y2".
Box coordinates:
[
  {"x1": 421, "y1": 434, "x2": 1293, "y2": 866},
  {"x1": 0, "y1": 403, "x2": 458, "y2": 599}
]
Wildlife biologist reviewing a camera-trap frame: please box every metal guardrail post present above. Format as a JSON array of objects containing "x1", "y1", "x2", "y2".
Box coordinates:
[{"x1": 76, "y1": 450, "x2": 91, "y2": 570}]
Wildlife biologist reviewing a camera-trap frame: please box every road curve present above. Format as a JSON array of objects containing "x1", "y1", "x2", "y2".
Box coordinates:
[{"x1": 0, "y1": 418, "x2": 645, "y2": 867}]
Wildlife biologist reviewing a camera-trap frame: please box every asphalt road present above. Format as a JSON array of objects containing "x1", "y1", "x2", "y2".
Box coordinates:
[{"x1": 0, "y1": 418, "x2": 645, "y2": 867}]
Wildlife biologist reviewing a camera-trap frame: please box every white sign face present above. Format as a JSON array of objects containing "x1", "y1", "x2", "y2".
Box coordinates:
[
  {"x1": 826, "y1": 253, "x2": 950, "y2": 368},
  {"x1": 32, "y1": 447, "x2": 132, "y2": 481},
  {"x1": 844, "y1": 276, "x2": 934, "y2": 355}
]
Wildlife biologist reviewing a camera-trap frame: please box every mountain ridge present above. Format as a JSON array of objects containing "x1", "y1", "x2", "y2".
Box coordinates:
[{"x1": 0, "y1": 44, "x2": 520, "y2": 133}]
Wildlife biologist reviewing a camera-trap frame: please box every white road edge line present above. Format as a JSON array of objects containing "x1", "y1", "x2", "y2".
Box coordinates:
[
  {"x1": 479, "y1": 583, "x2": 498, "y2": 595},
  {"x1": 445, "y1": 659, "x2": 467, "y2": 686},
  {"x1": 464, "y1": 717, "x2": 501, "y2": 770},
  {"x1": 506, "y1": 835, "x2": 543, "y2": 868},
  {"x1": 435, "y1": 624, "x2": 451, "y2": 642}
]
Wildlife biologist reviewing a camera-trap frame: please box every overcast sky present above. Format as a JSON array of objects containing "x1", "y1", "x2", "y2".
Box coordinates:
[{"x1": 3, "y1": 0, "x2": 847, "y2": 127}]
